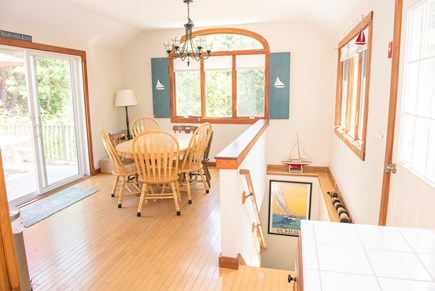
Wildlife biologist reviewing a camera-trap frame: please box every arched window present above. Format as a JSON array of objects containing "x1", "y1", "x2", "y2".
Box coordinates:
[{"x1": 169, "y1": 28, "x2": 270, "y2": 124}]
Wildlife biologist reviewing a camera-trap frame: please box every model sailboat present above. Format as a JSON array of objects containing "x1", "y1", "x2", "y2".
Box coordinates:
[{"x1": 282, "y1": 135, "x2": 312, "y2": 172}]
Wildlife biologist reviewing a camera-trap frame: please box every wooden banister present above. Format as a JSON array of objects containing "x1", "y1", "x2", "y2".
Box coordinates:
[
  {"x1": 215, "y1": 119, "x2": 269, "y2": 169},
  {"x1": 239, "y1": 169, "x2": 267, "y2": 253}
]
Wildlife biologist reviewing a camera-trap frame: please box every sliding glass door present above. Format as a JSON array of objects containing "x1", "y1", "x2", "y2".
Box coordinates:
[
  {"x1": 0, "y1": 46, "x2": 88, "y2": 204},
  {"x1": 32, "y1": 54, "x2": 81, "y2": 187},
  {"x1": 0, "y1": 48, "x2": 37, "y2": 200}
]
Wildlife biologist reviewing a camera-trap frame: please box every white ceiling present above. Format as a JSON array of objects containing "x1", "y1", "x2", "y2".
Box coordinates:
[
  {"x1": 62, "y1": 0, "x2": 363, "y2": 31},
  {"x1": 1, "y1": 0, "x2": 365, "y2": 49}
]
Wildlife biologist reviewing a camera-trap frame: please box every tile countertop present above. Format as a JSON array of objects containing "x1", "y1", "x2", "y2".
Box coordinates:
[{"x1": 300, "y1": 220, "x2": 435, "y2": 291}]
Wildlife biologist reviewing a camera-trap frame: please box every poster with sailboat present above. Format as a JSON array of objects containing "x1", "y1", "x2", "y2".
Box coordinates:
[{"x1": 268, "y1": 180, "x2": 312, "y2": 237}]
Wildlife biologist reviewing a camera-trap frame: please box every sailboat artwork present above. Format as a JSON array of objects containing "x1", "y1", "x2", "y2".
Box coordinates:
[
  {"x1": 274, "y1": 187, "x2": 295, "y2": 218},
  {"x1": 268, "y1": 180, "x2": 312, "y2": 237},
  {"x1": 282, "y1": 135, "x2": 312, "y2": 172},
  {"x1": 155, "y1": 79, "x2": 165, "y2": 91}
]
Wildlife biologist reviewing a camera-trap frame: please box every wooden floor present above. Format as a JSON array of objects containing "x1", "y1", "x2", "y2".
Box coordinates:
[{"x1": 23, "y1": 169, "x2": 295, "y2": 290}]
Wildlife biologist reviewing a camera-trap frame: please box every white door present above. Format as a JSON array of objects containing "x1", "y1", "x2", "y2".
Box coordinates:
[{"x1": 387, "y1": 0, "x2": 435, "y2": 228}]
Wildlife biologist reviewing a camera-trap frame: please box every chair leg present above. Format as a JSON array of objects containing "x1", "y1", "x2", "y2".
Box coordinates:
[
  {"x1": 137, "y1": 184, "x2": 147, "y2": 217},
  {"x1": 171, "y1": 182, "x2": 181, "y2": 216},
  {"x1": 117, "y1": 177, "x2": 126, "y2": 208},
  {"x1": 203, "y1": 162, "x2": 211, "y2": 188},
  {"x1": 176, "y1": 180, "x2": 181, "y2": 201},
  {"x1": 111, "y1": 176, "x2": 119, "y2": 197},
  {"x1": 185, "y1": 172, "x2": 192, "y2": 204},
  {"x1": 198, "y1": 170, "x2": 209, "y2": 194}
]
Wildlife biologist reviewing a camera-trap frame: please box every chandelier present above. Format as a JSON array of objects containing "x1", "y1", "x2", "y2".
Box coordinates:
[{"x1": 164, "y1": 0, "x2": 212, "y2": 66}]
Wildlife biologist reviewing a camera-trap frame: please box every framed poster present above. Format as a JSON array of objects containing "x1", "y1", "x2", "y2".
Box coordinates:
[{"x1": 268, "y1": 180, "x2": 312, "y2": 237}]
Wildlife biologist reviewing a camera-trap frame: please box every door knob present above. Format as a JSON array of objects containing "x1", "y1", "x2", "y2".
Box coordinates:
[{"x1": 385, "y1": 163, "x2": 397, "y2": 174}]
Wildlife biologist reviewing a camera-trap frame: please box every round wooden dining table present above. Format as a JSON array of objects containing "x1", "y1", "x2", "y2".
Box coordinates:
[{"x1": 115, "y1": 134, "x2": 191, "y2": 159}]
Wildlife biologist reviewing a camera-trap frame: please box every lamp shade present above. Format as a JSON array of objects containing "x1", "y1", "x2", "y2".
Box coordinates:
[{"x1": 115, "y1": 89, "x2": 138, "y2": 107}]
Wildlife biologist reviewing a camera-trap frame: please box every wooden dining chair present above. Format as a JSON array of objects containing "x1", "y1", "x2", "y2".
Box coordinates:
[
  {"x1": 109, "y1": 131, "x2": 127, "y2": 146},
  {"x1": 99, "y1": 127, "x2": 140, "y2": 208},
  {"x1": 172, "y1": 125, "x2": 198, "y2": 134},
  {"x1": 202, "y1": 130, "x2": 213, "y2": 188},
  {"x1": 130, "y1": 116, "x2": 160, "y2": 138},
  {"x1": 178, "y1": 123, "x2": 213, "y2": 204},
  {"x1": 132, "y1": 130, "x2": 182, "y2": 217}
]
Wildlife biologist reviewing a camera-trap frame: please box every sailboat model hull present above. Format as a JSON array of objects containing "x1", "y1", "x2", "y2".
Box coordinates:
[
  {"x1": 282, "y1": 135, "x2": 311, "y2": 172},
  {"x1": 281, "y1": 160, "x2": 312, "y2": 166}
]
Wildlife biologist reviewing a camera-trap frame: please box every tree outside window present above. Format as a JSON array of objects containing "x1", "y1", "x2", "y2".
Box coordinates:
[{"x1": 169, "y1": 28, "x2": 270, "y2": 124}]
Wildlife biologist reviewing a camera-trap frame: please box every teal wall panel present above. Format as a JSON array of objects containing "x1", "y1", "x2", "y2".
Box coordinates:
[
  {"x1": 269, "y1": 52, "x2": 290, "y2": 119},
  {"x1": 151, "y1": 58, "x2": 170, "y2": 118}
]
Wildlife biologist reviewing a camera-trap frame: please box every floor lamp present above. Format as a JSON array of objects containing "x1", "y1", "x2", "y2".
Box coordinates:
[{"x1": 115, "y1": 89, "x2": 138, "y2": 140}]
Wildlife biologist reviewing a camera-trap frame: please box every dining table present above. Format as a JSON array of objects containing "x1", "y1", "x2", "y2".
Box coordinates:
[{"x1": 115, "y1": 134, "x2": 191, "y2": 159}]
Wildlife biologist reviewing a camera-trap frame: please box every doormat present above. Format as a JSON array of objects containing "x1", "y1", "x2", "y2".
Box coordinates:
[{"x1": 20, "y1": 186, "x2": 98, "y2": 227}]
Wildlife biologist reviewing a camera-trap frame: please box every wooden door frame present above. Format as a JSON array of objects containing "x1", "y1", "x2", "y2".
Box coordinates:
[
  {"x1": 0, "y1": 150, "x2": 21, "y2": 290},
  {"x1": 0, "y1": 38, "x2": 96, "y2": 176},
  {"x1": 378, "y1": 0, "x2": 403, "y2": 225}
]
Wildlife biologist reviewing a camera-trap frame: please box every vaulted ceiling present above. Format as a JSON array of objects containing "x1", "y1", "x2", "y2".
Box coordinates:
[{"x1": 1, "y1": 0, "x2": 366, "y2": 49}]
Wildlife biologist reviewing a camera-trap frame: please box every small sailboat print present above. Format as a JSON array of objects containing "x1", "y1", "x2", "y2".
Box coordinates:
[
  {"x1": 155, "y1": 79, "x2": 165, "y2": 91},
  {"x1": 274, "y1": 76, "x2": 285, "y2": 89},
  {"x1": 355, "y1": 30, "x2": 366, "y2": 45}
]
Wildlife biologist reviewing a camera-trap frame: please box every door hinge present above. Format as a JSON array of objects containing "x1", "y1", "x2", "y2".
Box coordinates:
[{"x1": 385, "y1": 163, "x2": 397, "y2": 174}]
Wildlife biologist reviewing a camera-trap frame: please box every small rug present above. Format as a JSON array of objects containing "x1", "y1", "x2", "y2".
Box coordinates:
[{"x1": 20, "y1": 186, "x2": 98, "y2": 227}]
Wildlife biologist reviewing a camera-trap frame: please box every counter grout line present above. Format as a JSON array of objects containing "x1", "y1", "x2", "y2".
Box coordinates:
[
  {"x1": 354, "y1": 225, "x2": 383, "y2": 290},
  {"x1": 312, "y1": 223, "x2": 324, "y2": 291},
  {"x1": 398, "y1": 230, "x2": 435, "y2": 282}
]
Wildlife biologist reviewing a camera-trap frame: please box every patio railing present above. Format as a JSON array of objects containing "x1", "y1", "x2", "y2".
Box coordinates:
[{"x1": 0, "y1": 122, "x2": 77, "y2": 162}]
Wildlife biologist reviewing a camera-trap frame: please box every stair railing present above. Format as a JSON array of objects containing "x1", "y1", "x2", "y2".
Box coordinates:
[{"x1": 240, "y1": 169, "x2": 267, "y2": 253}]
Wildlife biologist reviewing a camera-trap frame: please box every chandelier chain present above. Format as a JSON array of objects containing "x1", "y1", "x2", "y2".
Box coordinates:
[{"x1": 164, "y1": 0, "x2": 212, "y2": 66}]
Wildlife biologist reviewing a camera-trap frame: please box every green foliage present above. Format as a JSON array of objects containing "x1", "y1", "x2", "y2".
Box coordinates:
[
  {"x1": 34, "y1": 57, "x2": 73, "y2": 120},
  {"x1": 205, "y1": 34, "x2": 263, "y2": 51},
  {"x1": 206, "y1": 71, "x2": 232, "y2": 117},
  {"x1": 0, "y1": 65, "x2": 28, "y2": 117},
  {"x1": 237, "y1": 69, "x2": 265, "y2": 116},
  {"x1": 176, "y1": 71, "x2": 201, "y2": 116},
  {"x1": 0, "y1": 57, "x2": 72, "y2": 122},
  {"x1": 174, "y1": 33, "x2": 266, "y2": 118}
]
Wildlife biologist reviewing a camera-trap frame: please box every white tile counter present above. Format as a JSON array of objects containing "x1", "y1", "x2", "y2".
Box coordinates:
[{"x1": 300, "y1": 220, "x2": 435, "y2": 291}]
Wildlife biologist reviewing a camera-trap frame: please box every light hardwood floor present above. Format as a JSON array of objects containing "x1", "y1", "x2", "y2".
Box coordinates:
[{"x1": 23, "y1": 169, "x2": 295, "y2": 290}]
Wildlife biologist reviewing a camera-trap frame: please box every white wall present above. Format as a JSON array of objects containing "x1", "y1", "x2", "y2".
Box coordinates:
[
  {"x1": 329, "y1": 0, "x2": 395, "y2": 224},
  {"x1": 219, "y1": 131, "x2": 267, "y2": 267},
  {"x1": 256, "y1": 21, "x2": 336, "y2": 167},
  {"x1": 86, "y1": 45, "x2": 125, "y2": 166},
  {"x1": 121, "y1": 20, "x2": 336, "y2": 166}
]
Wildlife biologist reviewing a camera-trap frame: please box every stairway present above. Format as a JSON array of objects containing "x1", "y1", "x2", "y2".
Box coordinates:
[{"x1": 219, "y1": 264, "x2": 296, "y2": 290}]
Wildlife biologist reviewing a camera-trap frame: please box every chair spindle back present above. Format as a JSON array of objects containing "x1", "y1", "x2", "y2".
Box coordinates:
[
  {"x1": 130, "y1": 116, "x2": 160, "y2": 138},
  {"x1": 132, "y1": 130, "x2": 179, "y2": 183}
]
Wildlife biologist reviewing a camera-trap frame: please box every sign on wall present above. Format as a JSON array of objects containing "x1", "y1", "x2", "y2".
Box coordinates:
[{"x1": 0, "y1": 30, "x2": 32, "y2": 42}]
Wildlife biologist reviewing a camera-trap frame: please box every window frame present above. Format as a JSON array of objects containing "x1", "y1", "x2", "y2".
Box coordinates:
[
  {"x1": 169, "y1": 28, "x2": 270, "y2": 124},
  {"x1": 334, "y1": 12, "x2": 373, "y2": 160}
]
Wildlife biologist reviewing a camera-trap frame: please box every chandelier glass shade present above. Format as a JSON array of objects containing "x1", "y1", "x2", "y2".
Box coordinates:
[{"x1": 164, "y1": 0, "x2": 211, "y2": 66}]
